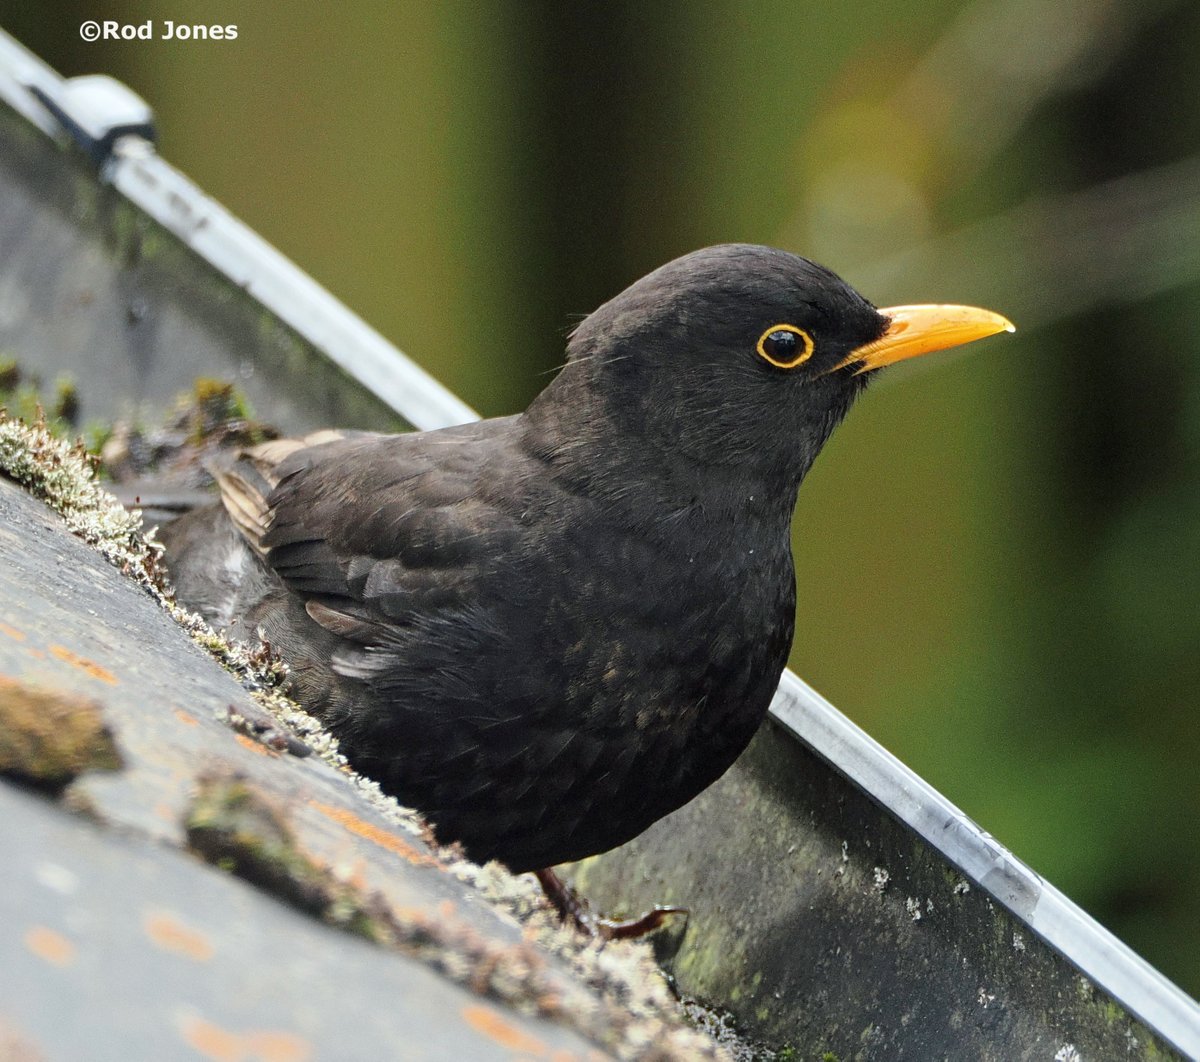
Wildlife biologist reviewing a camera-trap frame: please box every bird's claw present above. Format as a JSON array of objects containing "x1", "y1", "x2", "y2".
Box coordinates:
[
  {"x1": 534, "y1": 867, "x2": 688, "y2": 941},
  {"x1": 594, "y1": 905, "x2": 689, "y2": 941}
]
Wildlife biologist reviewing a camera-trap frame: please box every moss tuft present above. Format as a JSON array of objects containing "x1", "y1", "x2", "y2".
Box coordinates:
[
  {"x1": 0, "y1": 361, "x2": 82, "y2": 436},
  {"x1": 0, "y1": 678, "x2": 122, "y2": 790},
  {"x1": 186, "y1": 378, "x2": 266, "y2": 445}
]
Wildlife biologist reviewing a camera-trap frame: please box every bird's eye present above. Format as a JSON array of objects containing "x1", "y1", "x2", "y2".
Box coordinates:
[{"x1": 756, "y1": 324, "x2": 814, "y2": 369}]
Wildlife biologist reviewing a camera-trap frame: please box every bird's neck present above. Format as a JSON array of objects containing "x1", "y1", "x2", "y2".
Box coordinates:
[
  {"x1": 522, "y1": 354, "x2": 849, "y2": 532},
  {"x1": 520, "y1": 389, "x2": 803, "y2": 539}
]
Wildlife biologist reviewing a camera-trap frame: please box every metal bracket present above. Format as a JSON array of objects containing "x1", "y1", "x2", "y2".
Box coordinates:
[{"x1": 28, "y1": 73, "x2": 156, "y2": 166}]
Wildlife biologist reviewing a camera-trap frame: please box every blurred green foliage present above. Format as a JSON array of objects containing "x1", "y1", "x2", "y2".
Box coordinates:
[{"x1": 6, "y1": 0, "x2": 1199, "y2": 995}]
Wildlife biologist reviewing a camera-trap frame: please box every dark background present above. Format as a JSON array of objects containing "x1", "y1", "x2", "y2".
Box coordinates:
[{"x1": 5, "y1": 0, "x2": 1199, "y2": 995}]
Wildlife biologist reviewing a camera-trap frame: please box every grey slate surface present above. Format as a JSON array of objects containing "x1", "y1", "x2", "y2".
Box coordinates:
[
  {"x1": 0, "y1": 478, "x2": 614, "y2": 1062},
  {"x1": 2, "y1": 783, "x2": 595, "y2": 1062}
]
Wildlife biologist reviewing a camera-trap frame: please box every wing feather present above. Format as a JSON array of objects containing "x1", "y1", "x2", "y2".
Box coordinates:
[{"x1": 214, "y1": 417, "x2": 532, "y2": 648}]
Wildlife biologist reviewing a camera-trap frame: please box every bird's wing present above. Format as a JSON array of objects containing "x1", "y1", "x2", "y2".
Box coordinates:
[
  {"x1": 215, "y1": 418, "x2": 529, "y2": 649},
  {"x1": 213, "y1": 429, "x2": 350, "y2": 555}
]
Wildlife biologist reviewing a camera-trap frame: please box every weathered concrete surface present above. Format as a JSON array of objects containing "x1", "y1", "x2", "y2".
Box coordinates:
[
  {"x1": 0, "y1": 476, "x2": 723, "y2": 1062},
  {"x1": 1, "y1": 782, "x2": 597, "y2": 1062},
  {"x1": 569, "y1": 720, "x2": 1187, "y2": 1060}
]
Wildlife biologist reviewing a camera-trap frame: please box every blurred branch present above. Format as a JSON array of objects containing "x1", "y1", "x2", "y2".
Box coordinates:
[
  {"x1": 896, "y1": 0, "x2": 1175, "y2": 187},
  {"x1": 776, "y1": 0, "x2": 1184, "y2": 277}
]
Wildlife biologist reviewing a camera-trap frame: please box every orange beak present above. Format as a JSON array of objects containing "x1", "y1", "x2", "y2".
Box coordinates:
[{"x1": 834, "y1": 304, "x2": 1015, "y2": 374}]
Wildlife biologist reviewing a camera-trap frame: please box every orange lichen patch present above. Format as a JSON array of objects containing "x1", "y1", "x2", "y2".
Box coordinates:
[
  {"x1": 242, "y1": 1032, "x2": 313, "y2": 1062},
  {"x1": 462, "y1": 1003, "x2": 549, "y2": 1056},
  {"x1": 233, "y1": 733, "x2": 276, "y2": 757},
  {"x1": 387, "y1": 904, "x2": 437, "y2": 925},
  {"x1": 0, "y1": 621, "x2": 26, "y2": 641},
  {"x1": 180, "y1": 1016, "x2": 240, "y2": 1062},
  {"x1": 48, "y1": 645, "x2": 117, "y2": 685},
  {"x1": 174, "y1": 708, "x2": 199, "y2": 727},
  {"x1": 144, "y1": 911, "x2": 215, "y2": 962},
  {"x1": 308, "y1": 800, "x2": 438, "y2": 868},
  {"x1": 24, "y1": 926, "x2": 75, "y2": 967},
  {"x1": 179, "y1": 1015, "x2": 312, "y2": 1062},
  {"x1": 0, "y1": 1015, "x2": 45, "y2": 1062}
]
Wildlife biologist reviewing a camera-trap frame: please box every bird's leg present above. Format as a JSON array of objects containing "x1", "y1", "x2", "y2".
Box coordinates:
[
  {"x1": 534, "y1": 868, "x2": 598, "y2": 934},
  {"x1": 533, "y1": 867, "x2": 687, "y2": 941}
]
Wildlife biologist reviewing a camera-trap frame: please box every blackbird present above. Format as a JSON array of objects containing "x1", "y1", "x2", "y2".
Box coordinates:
[{"x1": 161, "y1": 244, "x2": 1012, "y2": 882}]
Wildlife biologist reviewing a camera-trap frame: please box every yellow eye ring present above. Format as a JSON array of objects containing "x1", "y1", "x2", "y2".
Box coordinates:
[{"x1": 756, "y1": 324, "x2": 814, "y2": 369}]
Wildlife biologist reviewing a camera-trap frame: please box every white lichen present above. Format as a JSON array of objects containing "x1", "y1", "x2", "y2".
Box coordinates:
[{"x1": 0, "y1": 414, "x2": 147, "y2": 566}]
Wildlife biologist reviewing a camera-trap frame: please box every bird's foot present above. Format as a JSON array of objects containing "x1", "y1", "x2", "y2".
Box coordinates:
[
  {"x1": 533, "y1": 867, "x2": 687, "y2": 941},
  {"x1": 595, "y1": 905, "x2": 689, "y2": 941}
]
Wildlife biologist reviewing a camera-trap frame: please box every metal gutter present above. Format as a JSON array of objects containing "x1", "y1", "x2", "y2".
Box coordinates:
[
  {"x1": 0, "y1": 29, "x2": 476, "y2": 434},
  {"x1": 772, "y1": 671, "x2": 1200, "y2": 1059},
  {"x1": 103, "y1": 142, "x2": 478, "y2": 432}
]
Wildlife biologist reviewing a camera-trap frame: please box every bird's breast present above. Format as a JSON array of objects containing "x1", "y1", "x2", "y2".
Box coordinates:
[{"x1": 539, "y1": 506, "x2": 796, "y2": 736}]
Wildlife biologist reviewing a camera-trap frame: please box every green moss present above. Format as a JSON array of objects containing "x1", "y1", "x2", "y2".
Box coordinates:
[
  {"x1": 943, "y1": 866, "x2": 970, "y2": 891},
  {"x1": 53, "y1": 377, "x2": 80, "y2": 427},
  {"x1": 0, "y1": 361, "x2": 82, "y2": 435},
  {"x1": 183, "y1": 776, "x2": 576, "y2": 1025},
  {"x1": 0, "y1": 357, "x2": 19, "y2": 393},
  {"x1": 0, "y1": 678, "x2": 122, "y2": 790},
  {"x1": 185, "y1": 377, "x2": 260, "y2": 444},
  {"x1": 82, "y1": 421, "x2": 114, "y2": 460},
  {"x1": 185, "y1": 775, "x2": 348, "y2": 919}
]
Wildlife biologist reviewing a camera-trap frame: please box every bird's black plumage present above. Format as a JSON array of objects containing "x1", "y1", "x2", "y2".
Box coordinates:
[{"x1": 160, "y1": 244, "x2": 908, "y2": 871}]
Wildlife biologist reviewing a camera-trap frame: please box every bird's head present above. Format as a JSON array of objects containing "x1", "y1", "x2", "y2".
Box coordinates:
[{"x1": 530, "y1": 244, "x2": 1012, "y2": 499}]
